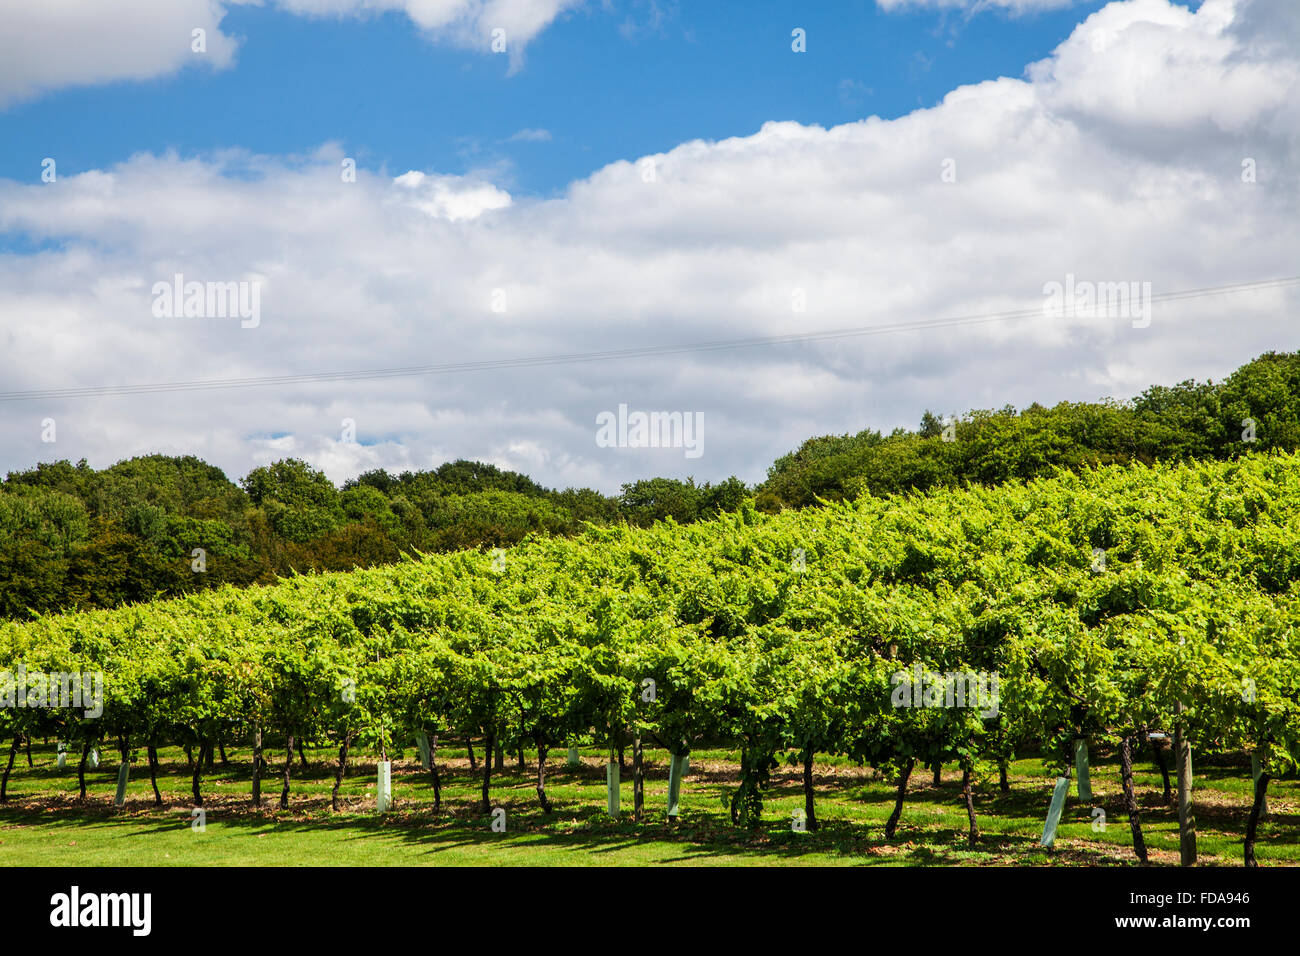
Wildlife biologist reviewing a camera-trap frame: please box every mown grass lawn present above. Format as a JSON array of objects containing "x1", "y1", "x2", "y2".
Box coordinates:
[{"x1": 1, "y1": 741, "x2": 1296, "y2": 866}]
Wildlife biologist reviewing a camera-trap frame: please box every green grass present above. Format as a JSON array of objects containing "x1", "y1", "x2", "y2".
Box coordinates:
[{"x1": 1, "y1": 741, "x2": 1296, "y2": 866}]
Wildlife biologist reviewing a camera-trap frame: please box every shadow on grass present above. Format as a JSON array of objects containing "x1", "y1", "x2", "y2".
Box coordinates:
[
  {"x1": 0, "y1": 783, "x2": 1179, "y2": 867},
  {"x1": 4, "y1": 747, "x2": 1292, "y2": 866}
]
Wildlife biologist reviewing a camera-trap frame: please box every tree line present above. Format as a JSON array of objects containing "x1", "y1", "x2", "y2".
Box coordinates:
[
  {"x1": 1, "y1": 350, "x2": 1296, "y2": 620},
  {"x1": 758, "y1": 350, "x2": 1300, "y2": 508},
  {"x1": 0, "y1": 456, "x2": 746, "y2": 620}
]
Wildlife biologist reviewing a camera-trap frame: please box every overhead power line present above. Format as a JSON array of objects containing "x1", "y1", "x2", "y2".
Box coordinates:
[{"x1": 1, "y1": 274, "x2": 1297, "y2": 403}]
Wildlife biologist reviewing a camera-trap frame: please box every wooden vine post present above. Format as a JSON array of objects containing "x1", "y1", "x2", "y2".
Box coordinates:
[
  {"x1": 1174, "y1": 701, "x2": 1196, "y2": 866},
  {"x1": 606, "y1": 746, "x2": 620, "y2": 818}
]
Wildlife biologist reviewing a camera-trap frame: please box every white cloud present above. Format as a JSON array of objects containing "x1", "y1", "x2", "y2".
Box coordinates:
[
  {"x1": 505, "y1": 128, "x2": 553, "y2": 142},
  {"x1": 1, "y1": 0, "x2": 1297, "y2": 494},
  {"x1": 0, "y1": 0, "x2": 242, "y2": 107},
  {"x1": 1030, "y1": 0, "x2": 1298, "y2": 134},
  {"x1": 276, "y1": 0, "x2": 581, "y2": 69},
  {"x1": 0, "y1": 0, "x2": 579, "y2": 107},
  {"x1": 391, "y1": 169, "x2": 513, "y2": 220}
]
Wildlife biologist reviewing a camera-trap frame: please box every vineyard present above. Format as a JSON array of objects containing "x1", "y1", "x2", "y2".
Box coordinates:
[{"x1": 3, "y1": 453, "x2": 1299, "y2": 865}]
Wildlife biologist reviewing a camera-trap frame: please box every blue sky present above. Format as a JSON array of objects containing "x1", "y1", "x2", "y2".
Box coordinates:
[
  {"x1": 1, "y1": 1, "x2": 1111, "y2": 196},
  {"x1": 1, "y1": 0, "x2": 1293, "y2": 493}
]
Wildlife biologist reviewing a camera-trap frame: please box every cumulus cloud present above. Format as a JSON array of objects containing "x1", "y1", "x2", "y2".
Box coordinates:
[
  {"x1": 1, "y1": 0, "x2": 1297, "y2": 493},
  {"x1": 0, "y1": 0, "x2": 242, "y2": 107},
  {"x1": 391, "y1": 170, "x2": 513, "y2": 220},
  {"x1": 1031, "y1": 0, "x2": 1299, "y2": 135},
  {"x1": 0, "y1": 0, "x2": 578, "y2": 107},
  {"x1": 276, "y1": 0, "x2": 581, "y2": 69}
]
